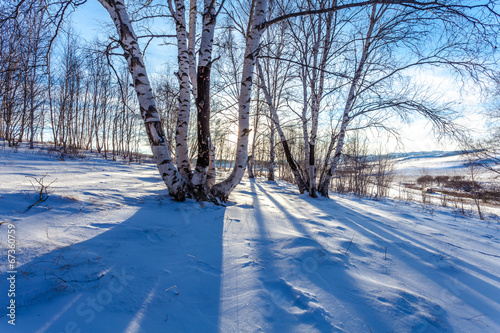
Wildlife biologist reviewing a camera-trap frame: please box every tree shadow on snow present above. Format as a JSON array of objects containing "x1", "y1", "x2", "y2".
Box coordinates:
[
  {"x1": 249, "y1": 180, "x2": 466, "y2": 332},
  {"x1": 250, "y1": 179, "x2": 500, "y2": 331},
  {"x1": 0, "y1": 191, "x2": 226, "y2": 333},
  {"x1": 244, "y1": 181, "x2": 339, "y2": 332}
]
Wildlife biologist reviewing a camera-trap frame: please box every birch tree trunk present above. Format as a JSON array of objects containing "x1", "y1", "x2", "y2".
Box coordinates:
[
  {"x1": 206, "y1": 137, "x2": 216, "y2": 187},
  {"x1": 319, "y1": 132, "x2": 337, "y2": 186},
  {"x1": 190, "y1": 0, "x2": 217, "y2": 198},
  {"x1": 257, "y1": 60, "x2": 307, "y2": 193},
  {"x1": 308, "y1": 11, "x2": 333, "y2": 198},
  {"x1": 170, "y1": 0, "x2": 193, "y2": 181},
  {"x1": 318, "y1": 4, "x2": 378, "y2": 197},
  {"x1": 187, "y1": 0, "x2": 218, "y2": 188},
  {"x1": 211, "y1": 0, "x2": 269, "y2": 201},
  {"x1": 99, "y1": 0, "x2": 186, "y2": 200},
  {"x1": 248, "y1": 87, "x2": 260, "y2": 179},
  {"x1": 188, "y1": 0, "x2": 197, "y2": 100},
  {"x1": 29, "y1": 62, "x2": 36, "y2": 149},
  {"x1": 268, "y1": 120, "x2": 275, "y2": 181},
  {"x1": 301, "y1": 67, "x2": 310, "y2": 188}
]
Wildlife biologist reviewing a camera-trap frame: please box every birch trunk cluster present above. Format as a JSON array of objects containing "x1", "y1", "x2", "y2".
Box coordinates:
[
  {"x1": 255, "y1": 0, "x2": 337, "y2": 197},
  {"x1": 5, "y1": 0, "x2": 492, "y2": 202},
  {"x1": 98, "y1": 0, "x2": 269, "y2": 202},
  {"x1": 99, "y1": 0, "x2": 187, "y2": 200},
  {"x1": 318, "y1": 4, "x2": 380, "y2": 197}
]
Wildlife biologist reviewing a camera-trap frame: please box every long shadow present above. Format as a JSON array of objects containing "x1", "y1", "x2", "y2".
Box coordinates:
[
  {"x1": 0, "y1": 192, "x2": 225, "y2": 333},
  {"x1": 262, "y1": 181, "x2": 500, "y2": 330},
  {"x1": 253, "y1": 182, "x2": 423, "y2": 332},
  {"x1": 248, "y1": 180, "x2": 337, "y2": 332},
  {"x1": 330, "y1": 199, "x2": 500, "y2": 286},
  {"x1": 356, "y1": 210, "x2": 500, "y2": 281},
  {"x1": 316, "y1": 199, "x2": 500, "y2": 309}
]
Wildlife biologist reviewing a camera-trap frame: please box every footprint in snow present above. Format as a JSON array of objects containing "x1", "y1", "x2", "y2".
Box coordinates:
[
  {"x1": 392, "y1": 290, "x2": 447, "y2": 332},
  {"x1": 282, "y1": 236, "x2": 320, "y2": 249},
  {"x1": 306, "y1": 220, "x2": 324, "y2": 227},
  {"x1": 316, "y1": 231, "x2": 332, "y2": 238},
  {"x1": 260, "y1": 278, "x2": 334, "y2": 330},
  {"x1": 242, "y1": 260, "x2": 258, "y2": 268}
]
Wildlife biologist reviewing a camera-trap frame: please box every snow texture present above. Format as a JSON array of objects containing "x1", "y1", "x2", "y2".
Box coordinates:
[{"x1": 1, "y1": 147, "x2": 499, "y2": 332}]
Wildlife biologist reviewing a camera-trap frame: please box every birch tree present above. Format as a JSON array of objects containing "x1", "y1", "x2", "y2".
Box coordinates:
[
  {"x1": 169, "y1": 0, "x2": 192, "y2": 181},
  {"x1": 257, "y1": 59, "x2": 308, "y2": 192},
  {"x1": 286, "y1": 0, "x2": 339, "y2": 197},
  {"x1": 258, "y1": 4, "x2": 295, "y2": 182},
  {"x1": 3, "y1": 0, "x2": 499, "y2": 202},
  {"x1": 317, "y1": 2, "x2": 494, "y2": 197},
  {"x1": 210, "y1": 0, "x2": 270, "y2": 200},
  {"x1": 318, "y1": 4, "x2": 380, "y2": 196},
  {"x1": 98, "y1": 0, "x2": 187, "y2": 200}
]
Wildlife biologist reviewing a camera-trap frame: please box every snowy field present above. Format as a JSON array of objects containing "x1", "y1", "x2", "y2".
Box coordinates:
[
  {"x1": 393, "y1": 151, "x2": 497, "y2": 181},
  {"x1": 1, "y1": 147, "x2": 500, "y2": 332}
]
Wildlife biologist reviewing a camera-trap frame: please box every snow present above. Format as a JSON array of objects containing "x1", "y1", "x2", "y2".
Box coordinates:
[
  {"x1": 393, "y1": 150, "x2": 499, "y2": 181},
  {"x1": 394, "y1": 151, "x2": 468, "y2": 175},
  {"x1": 1, "y1": 147, "x2": 500, "y2": 332}
]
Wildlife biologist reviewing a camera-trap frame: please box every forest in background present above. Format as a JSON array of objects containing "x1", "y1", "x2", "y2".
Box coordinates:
[{"x1": 1, "y1": 0, "x2": 499, "y2": 202}]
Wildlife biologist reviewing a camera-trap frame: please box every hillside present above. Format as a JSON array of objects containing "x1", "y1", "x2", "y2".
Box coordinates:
[{"x1": 0, "y1": 147, "x2": 499, "y2": 332}]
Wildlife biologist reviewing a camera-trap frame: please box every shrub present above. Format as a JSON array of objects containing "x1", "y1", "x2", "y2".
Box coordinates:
[
  {"x1": 445, "y1": 179, "x2": 481, "y2": 192},
  {"x1": 417, "y1": 175, "x2": 434, "y2": 186},
  {"x1": 434, "y1": 175, "x2": 449, "y2": 186}
]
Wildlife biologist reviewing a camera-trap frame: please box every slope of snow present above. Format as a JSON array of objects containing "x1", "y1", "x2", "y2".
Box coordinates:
[
  {"x1": 1, "y1": 147, "x2": 500, "y2": 332},
  {"x1": 393, "y1": 150, "x2": 500, "y2": 181},
  {"x1": 394, "y1": 152, "x2": 470, "y2": 176}
]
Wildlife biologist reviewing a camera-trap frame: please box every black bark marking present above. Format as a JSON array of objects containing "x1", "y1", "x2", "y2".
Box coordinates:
[
  {"x1": 309, "y1": 143, "x2": 315, "y2": 166},
  {"x1": 195, "y1": 65, "x2": 212, "y2": 168}
]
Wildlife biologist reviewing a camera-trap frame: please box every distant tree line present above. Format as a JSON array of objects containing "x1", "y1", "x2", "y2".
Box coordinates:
[{"x1": 1, "y1": 0, "x2": 499, "y2": 202}]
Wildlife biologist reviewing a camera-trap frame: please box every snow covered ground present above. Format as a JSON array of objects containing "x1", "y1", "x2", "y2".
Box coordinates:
[
  {"x1": 1, "y1": 147, "x2": 500, "y2": 332},
  {"x1": 393, "y1": 150, "x2": 499, "y2": 182},
  {"x1": 389, "y1": 151, "x2": 500, "y2": 216}
]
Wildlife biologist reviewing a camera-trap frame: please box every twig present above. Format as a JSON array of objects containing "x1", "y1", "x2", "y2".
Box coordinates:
[
  {"x1": 26, "y1": 174, "x2": 57, "y2": 211},
  {"x1": 165, "y1": 285, "x2": 179, "y2": 295},
  {"x1": 345, "y1": 233, "x2": 355, "y2": 254}
]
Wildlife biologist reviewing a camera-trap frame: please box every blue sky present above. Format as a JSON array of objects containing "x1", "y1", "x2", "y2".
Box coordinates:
[
  {"x1": 71, "y1": 0, "x2": 176, "y2": 74},
  {"x1": 69, "y1": 0, "x2": 488, "y2": 153}
]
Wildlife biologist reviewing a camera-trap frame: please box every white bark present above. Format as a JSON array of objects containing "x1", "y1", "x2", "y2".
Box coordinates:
[
  {"x1": 207, "y1": 138, "x2": 216, "y2": 188},
  {"x1": 211, "y1": 0, "x2": 269, "y2": 201},
  {"x1": 248, "y1": 87, "x2": 260, "y2": 179},
  {"x1": 319, "y1": 131, "x2": 338, "y2": 185},
  {"x1": 308, "y1": 11, "x2": 333, "y2": 197},
  {"x1": 268, "y1": 120, "x2": 275, "y2": 181},
  {"x1": 99, "y1": 0, "x2": 186, "y2": 199},
  {"x1": 170, "y1": 0, "x2": 192, "y2": 180},
  {"x1": 188, "y1": 0, "x2": 197, "y2": 100},
  {"x1": 257, "y1": 60, "x2": 307, "y2": 192},
  {"x1": 319, "y1": 4, "x2": 377, "y2": 197},
  {"x1": 308, "y1": 43, "x2": 319, "y2": 197},
  {"x1": 301, "y1": 66, "x2": 310, "y2": 186}
]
